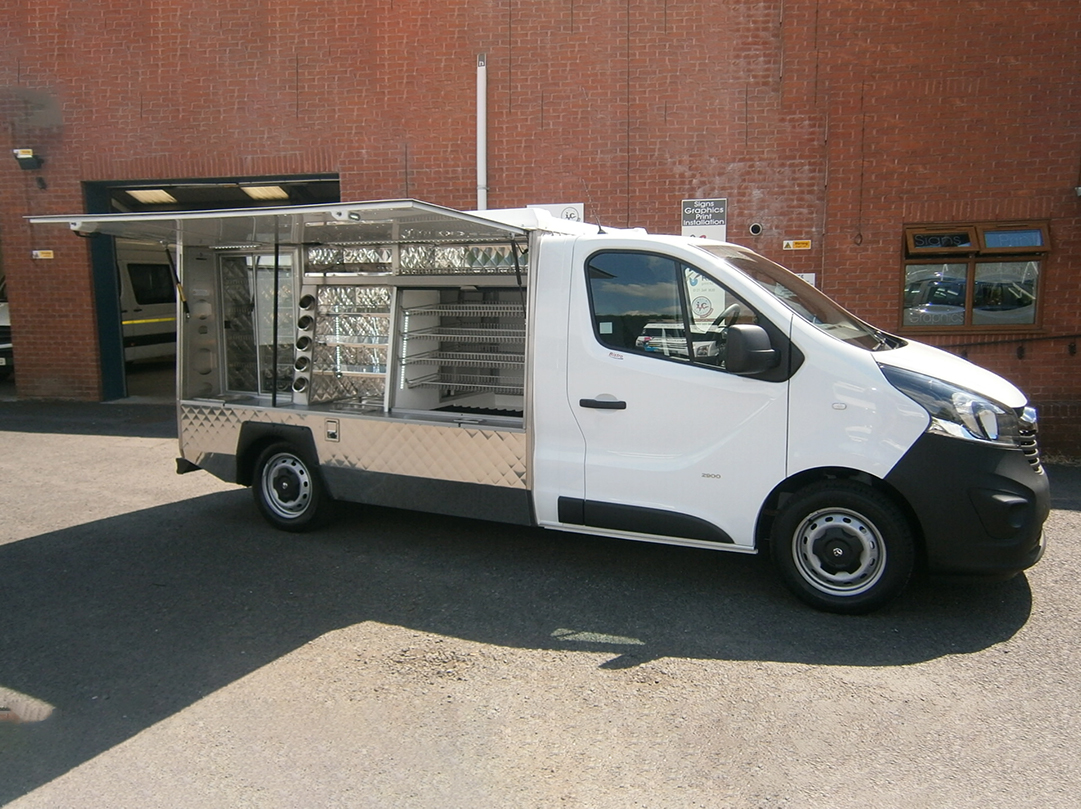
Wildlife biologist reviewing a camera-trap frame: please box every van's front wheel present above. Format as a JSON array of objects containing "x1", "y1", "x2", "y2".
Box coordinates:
[
  {"x1": 770, "y1": 481, "x2": 914, "y2": 614},
  {"x1": 253, "y1": 442, "x2": 327, "y2": 532}
]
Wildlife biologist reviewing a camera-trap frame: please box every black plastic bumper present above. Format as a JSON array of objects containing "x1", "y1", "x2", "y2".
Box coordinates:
[{"x1": 885, "y1": 432, "x2": 1050, "y2": 577}]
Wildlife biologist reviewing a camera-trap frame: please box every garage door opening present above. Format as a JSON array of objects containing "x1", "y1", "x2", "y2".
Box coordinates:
[{"x1": 85, "y1": 176, "x2": 340, "y2": 400}]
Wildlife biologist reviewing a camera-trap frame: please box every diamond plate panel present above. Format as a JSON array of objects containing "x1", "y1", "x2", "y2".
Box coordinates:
[
  {"x1": 398, "y1": 244, "x2": 526, "y2": 275},
  {"x1": 317, "y1": 286, "x2": 392, "y2": 311},
  {"x1": 180, "y1": 404, "x2": 246, "y2": 462},
  {"x1": 310, "y1": 374, "x2": 385, "y2": 404},
  {"x1": 309, "y1": 285, "x2": 391, "y2": 404},
  {"x1": 306, "y1": 245, "x2": 393, "y2": 271},
  {"x1": 180, "y1": 404, "x2": 311, "y2": 464},
  {"x1": 326, "y1": 419, "x2": 528, "y2": 488},
  {"x1": 180, "y1": 404, "x2": 528, "y2": 490}
]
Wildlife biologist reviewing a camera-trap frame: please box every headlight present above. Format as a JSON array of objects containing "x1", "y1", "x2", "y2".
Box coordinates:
[{"x1": 880, "y1": 365, "x2": 1022, "y2": 446}]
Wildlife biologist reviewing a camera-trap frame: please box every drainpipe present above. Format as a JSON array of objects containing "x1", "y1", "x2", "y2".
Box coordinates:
[{"x1": 477, "y1": 53, "x2": 488, "y2": 210}]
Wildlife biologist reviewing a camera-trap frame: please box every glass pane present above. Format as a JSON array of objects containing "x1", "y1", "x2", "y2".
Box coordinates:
[
  {"x1": 221, "y1": 253, "x2": 296, "y2": 394},
  {"x1": 903, "y1": 263, "x2": 967, "y2": 327},
  {"x1": 255, "y1": 254, "x2": 295, "y2": 395},
  {"x1": 983, "y1": 229, "x2": 1043, "y2": 249},
  {"x1": 704, "y1": 246, "x2": 886, "y2": 349},
  {"x1": 127, "y1": 263, "x2": 176, "y2": 305},
  {"x1": 587, "y1": 252, "x2": 688, "y2": 358},
  {"x1": 972, "y1": 261, "x2": 1038, "y2": 326},
  {"x1": 911, "y1": 231, "x2": 973, "y2": 250},
  {"x1": 221, "y1": 256, "x2": 258, "y2": 391},
  {"x1": 682, "y1": 265, "x2": 756, "y2": 367}
]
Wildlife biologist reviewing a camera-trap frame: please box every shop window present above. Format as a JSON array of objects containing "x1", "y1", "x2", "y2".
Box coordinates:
[{"x1": 902, "y1": 223, "x2": 1047, "y2": 329}]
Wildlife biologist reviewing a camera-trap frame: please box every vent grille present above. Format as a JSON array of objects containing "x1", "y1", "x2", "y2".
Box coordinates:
[{"x1": 1017, "y1": 409, "x2": 1043, "y2": 473}]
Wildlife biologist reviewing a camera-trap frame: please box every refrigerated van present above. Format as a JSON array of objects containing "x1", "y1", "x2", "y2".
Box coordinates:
[{"x1": 31, "y1": 200, "x2": 1049, "y2": 613}]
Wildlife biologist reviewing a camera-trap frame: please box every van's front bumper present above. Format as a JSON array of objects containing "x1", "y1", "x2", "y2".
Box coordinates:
[{"x1": 885, "y1": 432, "x2": 1050, "y2": 577}]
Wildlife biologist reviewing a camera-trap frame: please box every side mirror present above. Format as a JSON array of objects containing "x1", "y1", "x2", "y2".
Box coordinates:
[{"x1": 725, "y1": 324, "x2": 779, "y2": 375}]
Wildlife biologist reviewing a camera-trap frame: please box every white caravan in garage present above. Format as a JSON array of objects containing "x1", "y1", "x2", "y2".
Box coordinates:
[{"x1": 32, "y1": 200, "x2": 1049, "y2": 613}]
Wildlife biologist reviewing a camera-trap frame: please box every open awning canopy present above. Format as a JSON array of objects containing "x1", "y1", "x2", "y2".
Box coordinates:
[{"x1": 29, "y1": 199, "x2": 530, "y2": 249}]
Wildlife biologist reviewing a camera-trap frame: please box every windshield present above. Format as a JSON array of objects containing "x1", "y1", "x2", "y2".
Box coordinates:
[{"x1": 696, "y1": 244, "x2": 901, "y2": 351}]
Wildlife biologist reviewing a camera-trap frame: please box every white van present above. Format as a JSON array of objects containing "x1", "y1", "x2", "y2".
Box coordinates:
[
  {"x1": 33, "y1": 201, "x2": 1049, "y2": 613},
  {"x1": 635, "y1": 322, "x2": 724, "y2": 360},
  {"x1": 0, "y1": 300, "x2": 12, "y2": 380},
  {"x1": 116, "y1": 240, "x2": 177, "y2": 362}
]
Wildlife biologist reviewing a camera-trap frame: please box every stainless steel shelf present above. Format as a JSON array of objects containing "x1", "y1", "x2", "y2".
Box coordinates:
[
  {"x1": 404, "y1": 302, "x2": 525, "y2": 317},
  {"x1": 318, "y1": 308, "x2": 392, "y2": 316},
  {"x1": 314, "y1": 366, "x2": 387, "y2": 377},
  {"x1": 402, "y1": 349, "x2": 524, "y2": 369},
  {"x1": 318, "y1": 335, "x2": 390, "y2": 347},
  {"x1": 406, "y1": 372, "x2": 523, "y2": 396},
  {"x1": 406, "y1": 326, "x2": 526, "y2": 342}
]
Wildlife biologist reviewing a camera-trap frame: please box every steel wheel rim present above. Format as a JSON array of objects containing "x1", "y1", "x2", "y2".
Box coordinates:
[
  {"x1": 791, "y1": 507, "x2": 886, "y2": 596},
  {"x1": 261, "y1": 453, "x2": 312, "y2": 520}
]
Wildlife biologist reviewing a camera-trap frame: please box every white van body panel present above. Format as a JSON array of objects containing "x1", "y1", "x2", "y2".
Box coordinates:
[
  {"x1": 530, "y1": 233, "x2": 587, "y2": 526},
  {"x1": 874, "y1": 339, "x2": 1027, "y2": 408},
  {"x1": 554, "y1": 233, "x2": 789, "y2": 549},
  {"x1": 785, "y1": 317, "x2": 930, "y2": 481}
]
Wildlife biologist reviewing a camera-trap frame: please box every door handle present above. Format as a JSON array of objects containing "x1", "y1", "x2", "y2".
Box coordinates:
[{"x1": 579, "y1": 398, "x2": 627, "y2": 410}]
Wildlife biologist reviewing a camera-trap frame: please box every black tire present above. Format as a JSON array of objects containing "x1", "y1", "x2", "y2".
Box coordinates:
[
  {"x1": 252, "y1": 441, "x2": 328, "y2": 532},
  {"x1": 770, "y1": 480, "x2": 914, "y2": 614}
]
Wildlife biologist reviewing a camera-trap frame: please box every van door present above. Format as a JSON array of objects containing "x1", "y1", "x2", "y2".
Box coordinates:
[{"x1": 562, "y1": 246, "x2": 789, "y2": 549}]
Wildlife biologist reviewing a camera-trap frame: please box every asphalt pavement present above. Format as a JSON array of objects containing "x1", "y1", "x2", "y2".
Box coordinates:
[{"x1": 1, "y1": 399, "x2": 1080, "y2": 808}]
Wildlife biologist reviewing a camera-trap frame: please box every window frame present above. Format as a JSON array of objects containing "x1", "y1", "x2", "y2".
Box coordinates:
[{"x1": 900, "y1": 221, "x2": 1048, "y2": 333}]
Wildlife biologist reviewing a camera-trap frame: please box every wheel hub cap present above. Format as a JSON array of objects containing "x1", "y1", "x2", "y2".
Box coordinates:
[
  {"x1": 812, "y1": 526, "x2": 863, "y2": 574},
  {"x1": 793, "y1": 508, "x2": 885, "y2": 596},
  {"x1": 273, "y1": 470, "x2": 301, "y2": 503}
]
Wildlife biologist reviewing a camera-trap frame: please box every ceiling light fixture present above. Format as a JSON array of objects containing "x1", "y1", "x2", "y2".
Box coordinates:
[
  {"x1": 242, "y1": 185, "x2": 290, "y2": 201},
  {"x1": 128, "y1": 189, "x2": 178, "y2": 204}
]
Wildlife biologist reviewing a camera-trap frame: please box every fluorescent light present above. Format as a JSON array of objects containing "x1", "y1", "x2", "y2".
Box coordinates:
[
  {"x1": 127, "y1": 189, "x2": 177, "y2": 204},
  {"x1": 242, "y1": 185, "x2": 290, "y2": 201}
]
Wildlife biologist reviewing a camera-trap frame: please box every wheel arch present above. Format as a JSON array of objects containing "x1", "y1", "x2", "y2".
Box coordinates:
[
  {"x1": 236, "y1": 422, "x2": 321, "y2": 488},
  {"x1": 756, "y1": 466, "x2": 927, "y2": 567}
]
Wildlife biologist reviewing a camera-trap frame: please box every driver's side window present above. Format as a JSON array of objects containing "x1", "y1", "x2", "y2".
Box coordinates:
[{"x1": 586, "y1": 251, "x2": 756, "y2": 371}]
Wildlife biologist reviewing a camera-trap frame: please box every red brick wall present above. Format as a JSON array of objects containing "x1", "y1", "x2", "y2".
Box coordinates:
[{"x1": 2, "y1": 1, "x2": 1079, "y2": 448}]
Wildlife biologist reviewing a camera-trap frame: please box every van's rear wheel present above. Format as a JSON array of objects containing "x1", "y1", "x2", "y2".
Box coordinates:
[
  {"x1": 770, "y1": 481, "x2": 914, "y2": 614},
  {"x1": 253, "y1": 442, "x2": 327, "y2": 532}
]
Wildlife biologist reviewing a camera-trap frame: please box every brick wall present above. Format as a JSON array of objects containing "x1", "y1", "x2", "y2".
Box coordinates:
[{"x1": 1, "y1": 0, "x2": 1079, "y2": 449}]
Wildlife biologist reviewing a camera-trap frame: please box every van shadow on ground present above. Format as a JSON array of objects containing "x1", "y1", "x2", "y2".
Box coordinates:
[{"x1": 0, "y1": 488, "x2": 1033, "y2": 803}]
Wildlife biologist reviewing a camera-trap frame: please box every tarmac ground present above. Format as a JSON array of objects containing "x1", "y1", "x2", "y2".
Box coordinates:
[{"x1": 1, "y1": 374, "x2": 1080, "y2": 808}]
